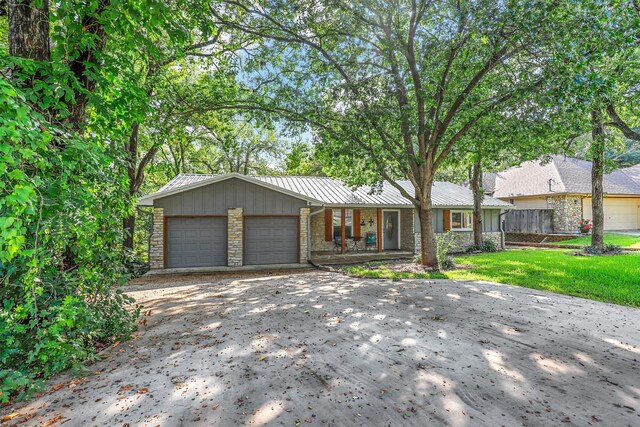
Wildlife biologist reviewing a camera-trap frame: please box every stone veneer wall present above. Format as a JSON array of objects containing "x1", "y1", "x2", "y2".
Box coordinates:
[
  {"x1": 150, "y1": 207, "x2": 164, "y2": 269},
  {"x1": 310, "y1": 211, "x2": 334, "y2": 252},
  {"x1": 227, "y1": 208, "x2": 243, "y2": 267},
  {"x1": 299, "y1": 207, "x2": 310, "y2": 262},
  {"x1": 548, "y1": 195, "x2": 582, "y2": 233},
  {"x1": 357, "y1": 207, "x2": 379, "y2": 245},
  {"x1": 400, "y1": 209, "x2": 415, "y2": 251},
  {"x1": 414, "y1": 231, "x2": 502, "y2": 254},
  {"x1": 309, "y1": 208, "x2": 380, "y2": 252}
]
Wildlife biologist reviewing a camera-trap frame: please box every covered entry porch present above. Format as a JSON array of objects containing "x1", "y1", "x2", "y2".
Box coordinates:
[{"x1": 309, "y1": 206, "x2": 414, "y2": 256}]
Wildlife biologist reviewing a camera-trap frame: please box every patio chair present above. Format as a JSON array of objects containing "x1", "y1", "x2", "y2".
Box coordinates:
[
  {"x1": 365, "y1": 232, "x2": 377, "y2": 251},
  {"x1": 333, "y1": 235, "x2": 342, "y2": 253}
]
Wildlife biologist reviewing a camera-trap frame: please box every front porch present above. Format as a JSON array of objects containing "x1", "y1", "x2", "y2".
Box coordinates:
[
  {"x1": 310, "y1": 250, "x2": 414, "y2": 265},
  {"x1": 309, "y1": 206, "x2": 415, "y2": 255}
]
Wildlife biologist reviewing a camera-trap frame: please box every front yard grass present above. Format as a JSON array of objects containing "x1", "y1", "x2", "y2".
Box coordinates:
[
  {"x1": 560, "y1": 232, "x2": 640, "y2": 248},
  {"x1": 345, "y1": 249, "x2": 640, "y2": 307}
]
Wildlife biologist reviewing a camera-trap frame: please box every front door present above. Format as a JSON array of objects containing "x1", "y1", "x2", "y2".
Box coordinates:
[{"x1": 382, "y1": 210, "x2": 400, "y2": 250}]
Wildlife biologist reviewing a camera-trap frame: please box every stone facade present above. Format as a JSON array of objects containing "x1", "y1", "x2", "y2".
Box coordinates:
[
  {"x1": 227, "y1": 208, "x2": 243, "y2": 267},
  {"x1": 357, "y1": 207, "x2": 380, "y2": 247},
  {"x1": 150, "y1": 208, "x2": 164, "y2": 269},
  {"x1": 400, "y1": 209, "x2": 415, "y2": 251},
  {"x1": 414, "y1": 231, "x2": 502, "y2": 254},
  {"x1": 309, "y1": 208, "x2": 380, "y2": 252},
  {"x1": 310, "y1": 210, "x2": 334, "y2": 252},
  {"x1": 310, "y1": 207, "x2": 398, "y2": 252},
  {"x1": 299, "y1": 207, "x2": 310, "y2": 263},
  {"x1": 309, "y1": 207, "x2": 416, "y2": 253},
  {"x1": 548, "y1": 195, "x2": 582, "y2": 233}
]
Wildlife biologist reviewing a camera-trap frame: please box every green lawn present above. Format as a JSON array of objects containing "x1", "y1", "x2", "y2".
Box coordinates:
[
  {"x1": 345, "y1": 249, "x2": 640, "y2": 307},
  {"x1": 560, "y1": 232, "x2": 640, "y2": 248}
]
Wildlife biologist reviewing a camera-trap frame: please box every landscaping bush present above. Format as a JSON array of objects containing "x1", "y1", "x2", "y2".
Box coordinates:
[
  {"x1": 0, "y1": 81, "x2": 139, "y2": 401},
  {"x1": 435, "y1": 232, "x2": 457, "y2": 270},
  {"x1": 582, "y1": 243, "x2": 623, "y2": 255},
  {"x1": 465, "y1": 240, "x2": 498, "y2": 253}
]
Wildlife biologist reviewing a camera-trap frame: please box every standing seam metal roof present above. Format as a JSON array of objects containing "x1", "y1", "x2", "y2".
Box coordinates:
[{"x1": 143, "y1": 174, "x2": 512, "y2": 208}]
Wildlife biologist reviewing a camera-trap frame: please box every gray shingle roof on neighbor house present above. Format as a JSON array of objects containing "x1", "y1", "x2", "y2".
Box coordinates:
[
  {"x1": 140, "y1": 173, "x2": 511, "y2": 208},
  {"x1": 491, "y1": 156, "x2": 640, "y2": 198}
]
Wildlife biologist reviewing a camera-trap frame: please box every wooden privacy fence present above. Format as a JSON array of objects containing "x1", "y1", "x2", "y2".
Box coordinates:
[{"x1": 504, "y1": 209, "x2": 553, "y2": 234}]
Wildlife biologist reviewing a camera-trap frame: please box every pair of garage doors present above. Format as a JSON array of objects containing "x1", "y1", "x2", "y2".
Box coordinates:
[{"x1": 165, "y1": 216, "x2": 299, "y2": 268}]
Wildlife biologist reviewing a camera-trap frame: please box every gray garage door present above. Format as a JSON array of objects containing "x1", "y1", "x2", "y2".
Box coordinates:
[
  {"x1": 166, "y1": 217, "x2": 227, "y2": 268},
  {"x1": 244, "y1": 217, "x2": 299, "y2": 265}
]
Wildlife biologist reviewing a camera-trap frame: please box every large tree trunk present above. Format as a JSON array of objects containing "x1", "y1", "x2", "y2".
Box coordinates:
[
  {"x1": 8, "y1": 0, "x2": 50, "y2": 61},
  {"x1": 123, "y1": 214, "x2": 135, "y2": 253},
  {"x1": 66, "y1": 1, "x2": 109, "y2": 131},
  {"x1": 591, "y1": 109, "x2": 605, "y2": 252},
  {"x1": 418, "y1": 205, "x2": 438, "y2": 268},
  {"x1": 470, "y1": 159, "x2": 483, "y2": 246},
  {"x1": 417, "y1": 181, "x2": 438, "y2": 268}
]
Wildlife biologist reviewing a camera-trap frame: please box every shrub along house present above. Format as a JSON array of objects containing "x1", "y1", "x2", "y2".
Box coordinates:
[{"x1": 138, "y1": 173, "x2": 511, "y2": 270}]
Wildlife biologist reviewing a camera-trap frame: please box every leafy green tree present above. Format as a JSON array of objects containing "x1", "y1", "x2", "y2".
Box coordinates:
[
  {"x1": 118, "y1": 15, "x2": 246, "y2": 251},
  {"x1": 214, "y1": 0, "x2": 573, "y2": 266},
  {"x1": 285, "y1": 142, "x2": 326, "y2": 176},
  {"x1": 0, "y1": 0, "x2": 227, "y2": 399},
  {"x1": 549, "y1": 0, "x2": 639, "y2": 251},
  {"x1": 458, "y1": 93, "x2": 584, "y2": 245}
]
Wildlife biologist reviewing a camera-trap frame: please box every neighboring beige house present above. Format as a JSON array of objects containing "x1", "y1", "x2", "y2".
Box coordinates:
[
  {"x1": 138, "y1": 173, "x2": 511, "y2": 270},
  {"x1": 486, "y1": 156, "x2": 640, "y2": 232}
]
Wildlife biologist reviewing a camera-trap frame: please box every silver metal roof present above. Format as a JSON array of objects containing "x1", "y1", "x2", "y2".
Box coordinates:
[{"x1": 140, "y1": 173, "x2": 512, "y2": 208}]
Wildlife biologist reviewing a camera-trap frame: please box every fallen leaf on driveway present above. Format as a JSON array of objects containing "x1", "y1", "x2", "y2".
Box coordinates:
[
  {"x1": 1, "y1": 413, "x2": 20, "y2": 422},
  {"x1": 50, "y1": 382, "x2": 67, "y2": 392},
  {"x1": 118, "y1": 385, "x2": 133, "y2": 392},
  {"x1": 41, "y1": 414, "x2": 64, "y2": 427},
  {"x1": 137, "y1": 387, "x2": 149, "y2": 394}
]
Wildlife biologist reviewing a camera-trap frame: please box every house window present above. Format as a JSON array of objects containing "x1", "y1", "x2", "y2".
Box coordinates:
[
  {"x1": 451, "y1": 210, "x2": 473, "y2": 231},
  {"x1": 333, "y1": 209, "x2": 353, "y2": 238}
]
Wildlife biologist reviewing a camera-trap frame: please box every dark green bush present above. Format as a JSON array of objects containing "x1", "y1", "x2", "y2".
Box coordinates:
[
  {"x1": 435, "y1": 232, "x2": 457, "y2": 270},
  {"x1": 582, "y1": 243, "x2": 622, "y2": 255},
  {"x1": 466, "y1": 240, "x2": 498, "y2": 253},
  {"x1": 0, "y1": 79, "x2": 139, "y2": 402}
]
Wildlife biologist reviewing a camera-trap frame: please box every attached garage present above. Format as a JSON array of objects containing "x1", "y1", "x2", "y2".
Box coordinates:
[
  {"x1": 244, "y1": 216, "x2": 299, "y2": 265},
  {"x1": 583, "y1": 197, "x2": 640, "y2": 231},
  {"x1": 146, "y1": 174, "x2": 317, "y2": 269},
  {"x1": 165, "y1": 217, "x2": 227, "y2": 268}
]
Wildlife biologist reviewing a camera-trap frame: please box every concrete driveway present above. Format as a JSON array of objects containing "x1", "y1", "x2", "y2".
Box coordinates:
[{"x1": 3, "y1": 271, "x2": 639, "y2": 426}]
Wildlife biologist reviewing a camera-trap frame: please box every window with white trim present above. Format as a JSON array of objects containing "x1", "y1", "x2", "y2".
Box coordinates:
[{"x1": 451, "y1": 210, "x2": 473, "y2": 230}]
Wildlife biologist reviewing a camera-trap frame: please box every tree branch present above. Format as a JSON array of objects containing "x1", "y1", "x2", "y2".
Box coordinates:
[
  {"x1": 605, "y1": 104, "x2": 640, "y2": 141},
  {"x1": 435, "y1": 44, "x2": 511, "y2": 144}
]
